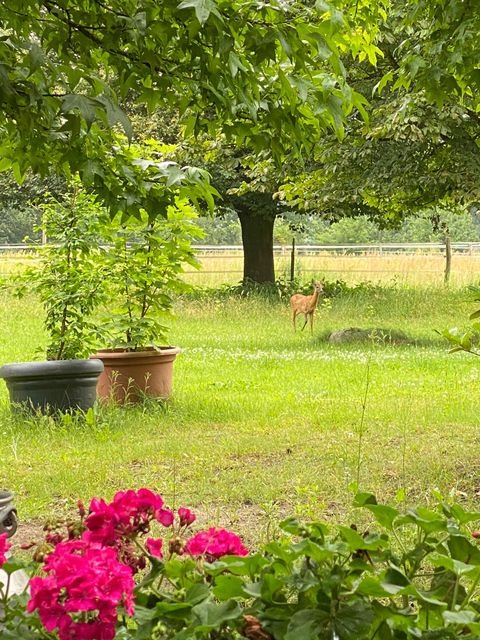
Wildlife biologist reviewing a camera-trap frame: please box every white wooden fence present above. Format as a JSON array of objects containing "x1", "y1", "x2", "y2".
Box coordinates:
[{"x1": 2, "y1": 242, "x2": 480, "y2": 285}]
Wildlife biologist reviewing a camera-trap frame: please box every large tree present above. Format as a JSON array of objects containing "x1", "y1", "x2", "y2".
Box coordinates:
[
  {"x1": 0, "y1": 0, "x2": 371, "y2": 221},
  {"x1": 185, "y1": 0, "x2": 480, "y2": 284}
]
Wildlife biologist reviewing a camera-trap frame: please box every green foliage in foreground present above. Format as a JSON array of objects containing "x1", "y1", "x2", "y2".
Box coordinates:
[{"x1": 6, "y1": 493, "x2": 480, "y2": 638}]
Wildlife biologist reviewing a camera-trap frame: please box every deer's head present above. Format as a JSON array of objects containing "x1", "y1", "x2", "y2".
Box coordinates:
[{"x1": 313, "y1": 281, "x2": 324, "y2": 294}]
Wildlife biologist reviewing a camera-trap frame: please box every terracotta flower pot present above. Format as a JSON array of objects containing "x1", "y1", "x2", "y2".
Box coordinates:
[{"x1": 94, "y1": 347, "x2": 181, "y2": 404}]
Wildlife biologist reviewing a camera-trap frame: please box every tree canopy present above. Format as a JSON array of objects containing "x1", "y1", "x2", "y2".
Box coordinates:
[
  {"x1": 279, "y1": 0, "x2": 480, "y2": 229},
  {"x1": 0, "y1": 0, "x2": 373, "y2": 219}
]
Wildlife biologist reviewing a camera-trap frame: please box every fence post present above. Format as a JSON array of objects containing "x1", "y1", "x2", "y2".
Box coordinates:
[
  {"x1": 444, "y1": 235, "x2": 452, "y2": 285},
  {"x1": 290, "y1": 237, "x2": 296, "y2": 282}
]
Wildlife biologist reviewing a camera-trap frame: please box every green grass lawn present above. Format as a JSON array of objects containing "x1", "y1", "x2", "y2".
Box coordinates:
[{"x1": 1, "y1": 283, "x2": 480, "y2": 543}]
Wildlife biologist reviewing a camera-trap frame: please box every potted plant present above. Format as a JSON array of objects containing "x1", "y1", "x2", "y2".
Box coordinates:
[
  {"x1": 0, "y1": 183, "x2": 105, "y2": 413},
  {"x1": 93, "y1": 197, "x2": 203, "y2": 404}
]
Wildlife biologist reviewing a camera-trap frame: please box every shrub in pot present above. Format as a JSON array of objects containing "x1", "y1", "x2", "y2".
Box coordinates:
[
  {"x1": 0, "y1": 183, "x2": 105, "y2": 413},
  {"x1": 94, "y1": 197, "x2": 203, "y2": 403}
]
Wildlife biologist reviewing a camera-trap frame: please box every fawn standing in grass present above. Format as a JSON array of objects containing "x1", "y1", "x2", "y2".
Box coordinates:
[{"x1": 290, "y1": 281, "x2": 324, "y2": 334}]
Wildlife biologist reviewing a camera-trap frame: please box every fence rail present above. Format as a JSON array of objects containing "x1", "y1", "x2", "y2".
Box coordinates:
[
  {"x1": 195, "y1": 243, "x2": 480, "y2": 255},
  {"x1": 2, "y1": 242, "x2": 480, "y2": 286},
  {"x1": 2, "y1": 242, "x2": 480, "y2": 253}
]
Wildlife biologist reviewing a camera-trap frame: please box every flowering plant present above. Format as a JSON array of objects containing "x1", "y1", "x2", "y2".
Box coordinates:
[
  {"x1": 5, "y1": 490, "x2": 480, "y2": 639},
  {"x1": 0, "y1": 488, "x2": 248, "y2": 640}
]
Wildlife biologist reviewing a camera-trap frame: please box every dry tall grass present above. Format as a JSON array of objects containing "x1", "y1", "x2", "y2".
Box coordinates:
[{"x1": 185, "y1": 251, "x2": 480, "y2": 287}]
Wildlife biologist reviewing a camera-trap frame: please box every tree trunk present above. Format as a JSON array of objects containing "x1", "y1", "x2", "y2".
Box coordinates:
[{"x1": 237, "y1": 210, "x2": 276, "y2": 284}]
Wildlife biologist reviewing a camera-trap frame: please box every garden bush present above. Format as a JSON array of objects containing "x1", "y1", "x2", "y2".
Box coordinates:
[{"x1": 3, "y1": 490, "x2": 480, "y2": 638}]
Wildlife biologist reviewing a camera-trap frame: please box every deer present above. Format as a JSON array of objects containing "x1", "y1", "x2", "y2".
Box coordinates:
[{"x1": 290, "y1": 281, "x2": 324, "y2": 335}]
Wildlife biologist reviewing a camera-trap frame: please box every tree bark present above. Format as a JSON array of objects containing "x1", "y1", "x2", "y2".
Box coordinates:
[{"x1": 237, "y1": 210, "x2": 276, "y2": 284}]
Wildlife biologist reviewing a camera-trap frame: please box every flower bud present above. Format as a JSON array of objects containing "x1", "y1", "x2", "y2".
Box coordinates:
[
  {"x1": 169, "y1": 537, "x2": 185, "y2": 555},
  {"x1": 77, "y1": 500, "x2": 86, "y2": 519},
  {"x1": 33, "y1": 543, "x2": 54, "y2": 563}
]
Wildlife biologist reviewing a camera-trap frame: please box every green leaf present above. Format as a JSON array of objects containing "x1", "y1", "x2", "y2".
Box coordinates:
[
  {"x1": 356, "y1": 575, "x2": 393, "y2": 598},
  {"x1": 396, "y1": 507, "x2": 447, "y2": 533},
  {"x1": 98, "y1": 95, "x2": 133, "y2": 141},
  {"x1": 448, "y1": 534, "x2": 480, "y2": 564},
  {"x1": 353, "y1": 492, "x2": 378, "y2": 506},
  {"x1": 358, "y1": 502, "x2": 399, "y2": 530},
  {"x1": 334, "y1": 600, "x2": 374, "y2": 639},
  {"x1": 338, "y1": 526, "x2": 386, "y2": 551},
  {"x1": 292, "y1": 539, "x2": 335, "y2": 562},
  {"x1": 212, "y1": 575, "x2": 245, "y2": 600},
  {"x1": 61, "y1": 94, "x2": 99, "y2": 126},
  {"x1": 185, "y1": 583, "x2": 210, "y2": 605},
  {"x1": 373, "y1": 70, "x2": 392, "y2": 94},
  {"x1": 285, "y1": 609, "x2": 328, "y2": 640},
  {"x1": 443, "y1": 610, "x2": 476, "y2": 625},
  {"x1": 381, "y1": 567, "x2": 410, "y2": 594},
  {"x1": 27, "y1": 42, "x2": 45, "y2": 74},
  {"x1": 177, "y1": 0, "x2": 218, "y2": 25},
  {"x1": 191, "y1": 598, "x2": 242, "y2": 628},
  {"x1": 153, "y1": 601, "x2": 194, "y2": 620}
]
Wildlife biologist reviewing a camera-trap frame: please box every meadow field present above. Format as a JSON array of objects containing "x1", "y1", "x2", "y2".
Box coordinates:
[
  {"x1": 1, "y1": 272, "x2": 480, "y2": 546},
  {"x1": 188, "y1": 249, "x2": 480, "y2": 287}
]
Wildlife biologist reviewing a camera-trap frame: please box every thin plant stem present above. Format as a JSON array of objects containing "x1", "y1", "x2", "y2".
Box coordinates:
[
  {"x1": 122, "y1": 231, "x2": 134, "y2": 346},
  {"x1": 355, "y1": 360, "x2": 371, "y2": 489},
  {"x1": 400, "y1": 402, "x2": 408, "y2": 512}
]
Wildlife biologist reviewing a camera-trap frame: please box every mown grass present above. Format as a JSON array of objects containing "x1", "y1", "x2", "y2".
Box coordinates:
[{"x1": 1, "y1": 283, "x2": 480, "y2": 544}]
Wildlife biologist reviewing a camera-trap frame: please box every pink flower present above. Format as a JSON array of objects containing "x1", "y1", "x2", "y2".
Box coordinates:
[
  {"x1": 185, "y1": 528, "x2": 248, "y2": 562},
  {"x1": 27, "y1": 538, "x2": 134, "y2": 640},
  {"x1": 156, "y1": 508, "x2": 174, "y2": 527},
  {"x1": 178, "y1": 507, "x2": 196, "y2": 527},
  {"x1": 84, "y1": 489, "x2": 166, "y2": 543},
  {"x1": 145, "y1": 537, "x2": 163, "y2": 558},
  {"x1": 82, "y1": 489, "x2": 171, "y2": 572},
  {"x1": 0, "y1": 533, "x2": 11, "y2": 567},
  {"x1": 83, "y1": 498, "x2": 118, "y2": 546}
]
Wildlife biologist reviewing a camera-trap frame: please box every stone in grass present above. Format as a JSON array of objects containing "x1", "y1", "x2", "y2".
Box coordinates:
[{"x1": 329, "y1": 327, "x2": 410, "y2": 345}]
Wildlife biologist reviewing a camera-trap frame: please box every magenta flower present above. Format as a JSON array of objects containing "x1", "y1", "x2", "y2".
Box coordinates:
[
  {"x1": 145, "y1": 537, "x2": 163, "y2": 558},
  {"x1": 27, "y1": 539, "x2": 134, "y2": 640},
  {"x1": 82, "y1": 489, "x2": 171, "y2": 572},
  {"x1": 83, "y1": 498, "x2": 120, "y2": 546},
  {"x1": 0, "y1": 533, "x2": 11, "y2": 567},
  {"x1": 185, "y1": 528, "x2": 248, "y2": 562},
  {"x1": 84, "y1": 489, "x2": 166, "y2": 544},
  {"x1": 178, "y1": 507, "x2": 196, "y2": 527},
  {"x1": 156, "y1": 508, "x2": 174, "y2": 527}
]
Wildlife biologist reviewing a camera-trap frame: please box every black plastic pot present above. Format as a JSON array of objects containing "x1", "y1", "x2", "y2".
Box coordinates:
[
  {"x1": 0, "y1": 491, "x2": 17, "y2": 538},
  {"x1": 0, "y1": 359, "x2": 104, "y2": 413}
]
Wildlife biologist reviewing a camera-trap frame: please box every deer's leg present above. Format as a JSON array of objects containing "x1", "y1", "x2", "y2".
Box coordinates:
[
  {"x1": 292, "y1": 309, "x2": 297, "y2": 332},
  {"x1": 301, "y1": 314, "x2": 308, "y2": 331},
  {"x1": 309, "y1": 312, "x2": 314, "y2": 335}
]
